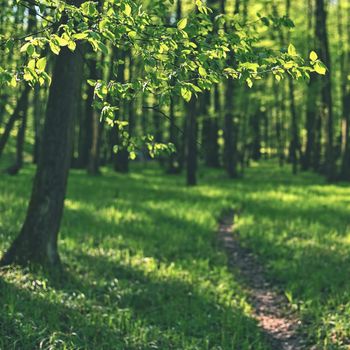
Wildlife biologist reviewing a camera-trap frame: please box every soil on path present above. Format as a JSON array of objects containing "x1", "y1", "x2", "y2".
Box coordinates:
[{"x1": 218, "y1": 211, "x2": 311, "y2": 350}]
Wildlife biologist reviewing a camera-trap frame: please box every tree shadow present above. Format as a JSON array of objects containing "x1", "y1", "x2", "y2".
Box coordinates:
[{"x1": 1, "y1": 251, "x2": 270, "y2": 350}]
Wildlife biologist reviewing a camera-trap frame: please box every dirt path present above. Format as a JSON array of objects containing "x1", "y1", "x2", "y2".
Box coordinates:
[{"x1": 217, "y1": 211, "x2": 310, "y2": 350}]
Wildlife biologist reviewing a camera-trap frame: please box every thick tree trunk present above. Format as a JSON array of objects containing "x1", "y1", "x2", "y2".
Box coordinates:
[
  {"x1": 186, "y1": 95, "x2": 197, "y2": 186},
  {"x1": 1, "y1": 26, "x2": 84, "y2": 267}
]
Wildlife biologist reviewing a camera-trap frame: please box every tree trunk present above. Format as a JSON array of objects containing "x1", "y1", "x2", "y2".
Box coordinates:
[
  {"x1": 6, "y1": 90, "x2": 30, "y2": 175},
  {"x1": 77, "y1": 77, "x2": 92, "y2": 168},
  {"x1": 186, "y1": 95, "x2": 197, "y2": 186},
  {"x1": 288, "y1": 78, "x2": 299, "y2": 175},
  {"x1": 112, "y1": 49, "x2": 129, "y2": 173},
  {"x1": 339, "y1": 0, "x2": 350, "y2": 180},
  {"x1": 87, "y1": 59, "x2": 102, "y2": 175},
  {"x1": 315, "y1": 0, "x2": 335, "y2": 181},
  {"x1": 0, "y1": 86, "x2": 30, "y2": 158},
  {"x1": 167, "y1": 96, "x2": 182, "y2": 173},
  {"x1": 1, "y1": 14, "x2": 84, "y2": 267},
  {"x1": 250, "y1": 111, "x2": 261, "y2": 161},
  {"x1": 223, "y1": 0, "x2": 240, "y2": 178},
  {"x1": 224, "y1": 77, "x2": 238, "y2": 177},
  {"x1": 203, "y1": 88, "x2": 220, "y2": 168}
]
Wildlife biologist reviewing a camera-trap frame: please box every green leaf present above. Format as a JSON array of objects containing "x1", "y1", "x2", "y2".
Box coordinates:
[
  {"x1": 55, "y1": 36, "x2": 69, "y2": 47},
  {"x1": 246, "y1": 78, "x2": 253, "y2": 88},
  {"x1": 181, "y1": 87, "x2": 192, "y2": 102},
  {"x1": 288, "y1": 43, "x2": 297, "y2": 56},
  {"x1": 198, "y1": 66, "x2": 207, "y2": 77},
  {"x1": 73, "y1": 32, "x2": 89, "y2": 40},
  {"x1": 177, "y1": 18, "x2": 188, "y2": 30},
  {"x1": 98, "y1": 42, "x2": 108, "y2": 55},
  {"x1": 36, "y1": 57, "x2": 47, "y2": 71},
  {"x1": 124, "y1": 4, "x2": 132, "y2": 16},
  {"x1": 310, "y1": 51, "x2": 318, "y2": 61},
  {"x1": 314, "y1": 61, "x2": 327, "y2": 75},
  {"x1": 28, "y1": 59, "x2": 36, "y2": 70},
  {"x1": 49, "y1": 41, "x2": 60, "y2": 55},
  {"x1": 68, "y1": 40, "x2": 76, "y2": 51},
  {"x1": 128, "y1": 31, "x2": 137, "y2": 39},
  {"x1": 20, "y1": 42, "x2": 30, "y2": 53}
]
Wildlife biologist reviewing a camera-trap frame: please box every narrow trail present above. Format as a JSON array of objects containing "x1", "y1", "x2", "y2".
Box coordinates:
[{"x1": 217, "y1": 211, "x2": 310, "y2": 350}]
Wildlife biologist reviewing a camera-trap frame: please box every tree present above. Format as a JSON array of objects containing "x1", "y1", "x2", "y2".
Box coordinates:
[
  {"x1": 339, "y1": 0, "x2": 350, "y2": 180},
  {"x1": 1, "y1": 0, "x2": 84, "y2": 266},
  {"x1": 315, "y1": 0, "x2": 335, "y2": 181},
  {"x1": 0, "y1": 0, "x2": 318, "y2": 268}
]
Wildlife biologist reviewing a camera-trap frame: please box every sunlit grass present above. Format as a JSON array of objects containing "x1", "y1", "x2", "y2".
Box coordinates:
[
  {"x1": 1, "y1": 160, "x2": 350, "y2": 349},
  {"x1": 0, "y1": 162, "x2": 269, "y2": 350}
]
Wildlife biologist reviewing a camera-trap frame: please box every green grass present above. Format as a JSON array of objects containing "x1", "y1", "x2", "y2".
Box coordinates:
[
  {"x1": 1, "y1": 160, "x2": 350, "y2": 349},
  {"x1": 0, "y1": 162, "x2": 269, "y2": 350},
  {"x1": 233, "y1": 162, "x2": 350, "y2": 349}
]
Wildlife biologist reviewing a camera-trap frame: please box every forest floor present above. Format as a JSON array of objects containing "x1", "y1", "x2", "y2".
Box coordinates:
[
  {"x1": 218, "y1": 211, "x2": 307, "y2": 350},
  {"x1": 1, "y1": 161, "x2": 350, "y2": 349}
]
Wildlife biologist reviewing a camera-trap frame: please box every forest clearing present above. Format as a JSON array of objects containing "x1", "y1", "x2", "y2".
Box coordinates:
[{"x1": 1, "y1": 0, "x2": 350, "y2": 349}]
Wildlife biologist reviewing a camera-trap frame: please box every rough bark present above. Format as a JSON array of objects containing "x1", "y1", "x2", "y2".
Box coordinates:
[{"x1": 1, "y1": 5, "x2": 84, "y2": 267}]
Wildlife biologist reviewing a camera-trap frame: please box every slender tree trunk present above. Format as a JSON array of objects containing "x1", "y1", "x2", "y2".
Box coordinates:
[
  {"x1": 0, "y1": 86, "x2": 30, "y2": 158},
  {"x1": 186, "y1": 95, "x2": 197, "y2": 186},
  {"x1": 77, "y1": 77, "x2": 92, "y2": 168},
  {"x1": 303, "y1": 75, "x2": 317, "y2": 170},
  {"x1": 167, "y1": 0, "x2": 182, "y2": 174},
  {"x1": 250, "y1": 111, "x2": 261, "y2": 161},
  {"x1": 273, "y1": 79, "x2": 284, "y2": 166},
  {"x1": 1, "y1": 5, "x2": 84, "y2": 267},
  {"x1": 33, "y1": 87, "x2": 43, "y2": 164},
  {"x1": 339, "y1": 0, "x2": 350, "y2": 180},
  {"x1": 288, "y1": 79, "x2": 299, "y2": 174},
  {"x1": 223, "y1": 0, "x2": 240, "y2": 178},
  {"x1": 302, "y1": 0, "x2": 317, "y2": 171},
  {"x1": 109, "y1": 49, "x2": 128, "y2": 173},
  {"x1": 6, "y1": 91, "x2": 30, "y2": 175},
  {"x1": 315, "y1": 0, "x2": 335, "y2": 180},
  {"x1": 86, "y1": 59, "x2": 102, "y2": 175}
]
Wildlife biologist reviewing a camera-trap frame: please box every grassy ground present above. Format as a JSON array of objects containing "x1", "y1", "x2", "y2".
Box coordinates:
[
  {"x1": 0, "y1": 162, "x2": 269, "y2": 350},
  {"x1": 234, "y1": 162, "x2": 350, "y2": 349},
  {"x1": 0, "y1": 161, "x2": 349, "y2": 349}
]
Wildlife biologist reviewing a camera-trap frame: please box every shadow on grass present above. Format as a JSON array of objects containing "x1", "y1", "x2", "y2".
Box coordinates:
[{"x1": 1, "y1": 251, "x2": 270, "y2": 350}]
